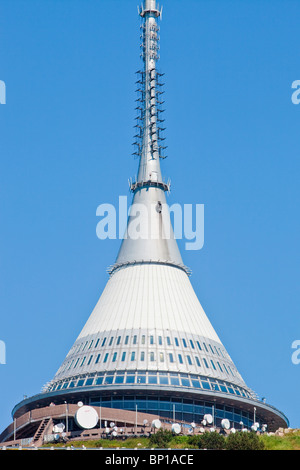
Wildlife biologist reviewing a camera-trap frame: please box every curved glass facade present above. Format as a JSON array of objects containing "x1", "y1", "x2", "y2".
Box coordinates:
[{"x1": 47, "y1": 369, "x2": 255, "y2": 400}]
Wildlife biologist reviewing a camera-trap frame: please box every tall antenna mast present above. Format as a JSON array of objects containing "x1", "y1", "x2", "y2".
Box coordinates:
[{"x1": 133, "y1": 0, "x2": 167, "y2": 191}]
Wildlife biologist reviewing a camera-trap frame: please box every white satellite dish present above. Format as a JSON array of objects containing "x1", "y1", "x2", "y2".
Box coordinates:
[
  {"x1": 191, "y1": 422, "x2": 196, "y2": 428},
  {"x1": 110, "y1": 422, "x2": 115, "y2": 428},
  {"x1": 209, "y1": 427, "x2": 216, "y2": 433},
  {"x1": 113, "y1": 426, "x2": 118, "y2": 432},
  {"x1": 143, "y1": 419, "x2": 148, "y2": 426},
  {"x1": 151, "y1": 419, "x2": 162, "y2": 429},
  {"x1": 251, "y1": 425, "x2": 258, "y2": 432},
  {"x1": 199, "y1": 427, "x2": 205, "y2": 433},
  {"x1": 230, "y1": 428, "x2": 236, "y2": 434},
  {"x1": 201, "y1": 419, "x2": 207, "y2": 426},
  {"x1": 171, "y1": 423, "x2": 181, "y2": 434},
  {"x1": 53, "y1": 423, "x2": 65, "y2": 433},
  {"x1": 221, "y1": 419, "x2": 230, "y2": 430},
  {"x1": 74, "y1": 405, "x2": 99, "y2": 430},
  {"x1": 188, "y1": 428, "x2": 193, "y2": 434},
  {"x1": 242, "y1": 428, "x2": 248, "y2": 432},
  {"x1": 77, "y1": 401, "x2": 84, "y2": 407},
  {"x1": 111, "y1": 431, "x2": 118, "y2": 437},
  {"x1": 204, "y1": 414, "x2": 213, "y2": 425},
  {"x1": 105, "y1": 427, "x2": 110, "y2": 434}
]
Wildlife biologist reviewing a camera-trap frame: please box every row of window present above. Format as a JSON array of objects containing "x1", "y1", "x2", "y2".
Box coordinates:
[
  {"x1": 70, "y1": 334, "x2": 228, "y2": 360},
  {"x1": 61, "y1": 350, "x2": 236, "y2": 378},
  {"x1": 49, "y1": 371, "x2": 252, "y2": 400}
]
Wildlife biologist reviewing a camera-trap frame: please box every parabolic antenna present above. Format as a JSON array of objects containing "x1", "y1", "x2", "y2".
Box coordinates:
[
  {"x1": 53, "y1": 423, "x2": 65, "y2": 433},
  {"x1": 221, "y1": 419, "x2": 230, "y2": 430},
  {"x1": 77, "y1": 401, "x2": 84, "y2": 407},
  {"x1": 74, "y1": 405, "x2": 99, "y2": 430},
  {"x1": 151, "y1": 419, "x2": 161, "y2": 429},
  {"x1": 204, "y1": 414, "x2": 213, "y2": 425},
  {"x1": 171, "y1": 423, "x2": 181, "y2": 434}
]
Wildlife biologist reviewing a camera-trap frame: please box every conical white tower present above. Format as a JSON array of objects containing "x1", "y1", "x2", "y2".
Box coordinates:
[{"x1": 8, "y1": 0, "x2": 288, "y2": 434}]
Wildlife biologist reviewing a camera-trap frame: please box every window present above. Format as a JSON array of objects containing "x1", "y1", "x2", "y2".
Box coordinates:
[
  {"x1": 125, "y1": 336, "x2": 129, "y2": 345},
  {"x1": 87, "y1": 355, "x2": 93, "y2": 365},
  {"x1": 217, "y1": 362, "x2": 223, "y2": 372},
  {"x1": 169, "y1": 353, "x2": 174, "y2": 363},
  {"x1": 195, "y1": 356, "x2": 201, "y2": 367},
  {"x1": 159, "y1": 352, "x2": 164, "y2": 362},
  {"x1": 190, "y1": 340, "x2": 195, "y2": 349},
  {"x1": 140, "y1": 351, "x2": 145, "y2": 361},
  {"x1": 211, "y1": 360, "x2": 216, "y2": 370},
  {"x1": 133, "y1": 335, "x2": 137, "y2": 345},
  {"x1": 158, "y1": 336, "x2": 162, "y2": 345},
  {"x1": 95, "y1": 354, "x2": 101, "y2": 364},
  {"x1": 117, "y1": 336, "x2": 121, "y2": 345},
  {"x1": 203, "y1": 343, "x2": 208, "y2": 352},
  {"x1": 121, "y1": 352, "x2": 126, "y2": 362},
  {"x1": 178, "y1": 354, "x2": 183, "y2": 364},
  {"x1": 112, "y1": 352, "x2": 117, "y2": 362},
  {"x1": 167, "y1": 337, "x2": 171, "y2": 346},
  {"x1": 150, "y1": 335, "x2": 154, "y2": 345},
  {"x1": 203, "y1": 358, "x2": 209, "y2": 368},
  {"x1": 187, "y1": 355, "x2": 192, "y2": 365},
  {"x1": 150, "y1": 352, "x2": 155, "y2": 362},
  {"x1": 88, "y1": 340, "x2": 93, "y2": 349},
  {"x1": 103, "y1": 353, "x2": 109, "y2": 363},
  {"x1": 131, "y1": 351, "x2": 136, "y2": 361},
  {"x1": 182, "y1": 338, "x2": 187, "y2": 348},
  {"x1": 196, "y1": 341, "x2": 202, "y2": 351},
  {"x1": 141, "y1": 335, "x2": 145, "y2": 344},
  {"x1": 82, "y1": 341, "x2": 88, "y2": 351},
  {"x1": 175, "y1": 337, "x2": 179, "y2": 347},
  {"x1": 80, "y1": 356, "x2": 86, "y2": 366},
  {"x1": 109, "y1": 337, "x2": 114, "y2": 346},
  {"x1": 95, "y1": 339, "x2": 100, "y2": 348},
  {"x1": 209, "y1": 344, "x2": 215, "y2": 354},
  {"x1": 101, "y1": 338, "x2": 107, "y2": 347}
]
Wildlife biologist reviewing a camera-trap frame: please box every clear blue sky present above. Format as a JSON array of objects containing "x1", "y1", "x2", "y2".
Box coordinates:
[{"x1": 0, "y1": 0, "x2": 299, "y2": 431}]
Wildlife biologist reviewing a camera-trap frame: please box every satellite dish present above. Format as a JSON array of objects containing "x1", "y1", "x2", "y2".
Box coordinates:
[
  {"x1": 105, "y1": 427, "x2": 110, "y2": 434},
  {"x1": 151, "y1": 419, "x2": 161, "y2": 429},
  {"x1": 199, "y1": 427, "x2": 205, "y2": 433},
  {"x1": 111, "y1": 431, "x2": 118, "y2": 437},
  {"x1": 251, "y1": 425, "x2": 258, "y2": 432},
  {"x1": 242, "y1": 428, "x2": 248, "y2": 432},
  {"x1": 171, "y1": 423, "x2": 181, "y2": 434},
  {"x1": 77, "y1": 401, "x2": 84, "y2": 407},
  {"x1": 53, "y1": 423, "x2": 65, "y2": 433},
  {"x1": 110, "y1": 422, "x2": 115, "y2": 428},
  {"x1": 201, "y1": 419, "x2": 207, "y2": 426},
  {"x1": 221, "y1": 419, "x2": 230, "y2": 430},
  {"x1": 191, "y1": 422, "x2": 196, "y2": 428},
  {"x1": 209, "y1": 427, "x2": 216, "y2": 433},
  {"x1": 143, "y1": 419, "x2": 148, "y2": 426},
  {"x1": 204, "y1": 414, "x2": 213, "y2": 425},
  {"x1": 230, "y1": 428, "x2": 236, "y2": 434},
  {"x1": 188, "y1": 428, "x2": 193, "y2": 434},
  {"x1": 74, "y1": 405, "x2": 99, "y2": 430},
  {"x1": 113, "y1": 426, "x2": 118, "y2": 432}
]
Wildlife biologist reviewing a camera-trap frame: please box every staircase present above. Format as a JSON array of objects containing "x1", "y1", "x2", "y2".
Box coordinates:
[{"x1": 32, "y1": 417, "x2": 53, "y2": 447}]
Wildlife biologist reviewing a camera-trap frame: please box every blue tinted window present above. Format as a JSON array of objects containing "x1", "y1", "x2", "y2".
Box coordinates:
[
  {"x1": 196, "y1": 341, "x2": 202, "y2": 350},
  {"x1": 182, "y1": 338, "x2": 187, "y2": 348},
  {"x1": 170, "y1": 376, "x2": 180, "y2": 386},
  {"x1": 187, "y1": 355, "x2": 192, "y2": 365},
  {"x1": 105, "y1": 375, "x2": 114, "y2": 384},
  {"x1": 115, "y1": 375, "x2": 124, "y2": 384},
  {"x1": 101, "y1": 338, "x2": 106, "y2": 347},
  {"x1": 169, "y1": 353, "x2": 174, "y2": 363},
  {"x1": 95, "y1": 376, "x2": 103, "y2": 385},
  {"x1": 137, "y1": 375, "x2": 146, "y2": 384},
  {"x1": 178, "y1": 354, "x2": 183, "y2": 364},
  {"x1": 85, "y1": 378, "x2": 94, "y2": 386},
  {"x1": 175, "y1": 338, "x2": 179, "y2": 347},
  {"x1": 201, "y1": 381, "x2": 210, "y2": 390},
  {"x1": 103, "y1": 353, "x2": 109, "y2": 363},
  {"x1": 190, "y1": 340, "x2": 195, "y2": 349},
  {"x1": 126, "y1": 375, "x2": 135, "y2": 384},
  {"x1": 112, "y1": 352, "x2": 117, "y2": 362},
  {"x1": 148, "y1": 375, "x2": 157, "y2": 384},
  {"x1": 181, "y1": 378, "x2": 190, "y2": 387},
  {"x1": 203, "y1": 358, "x2": 209, "y2": 368},
  {"x1": 121, "y1": 352, "x2": 126, "y2": 361},
  {"x1": 131, "y1": 352, "x2": 136, "y2": 361},
  {"x1": 191, "y1": 379, "x2": 200, "y2": 388},
  {"x1": 95, "y1": 354, "x2": 101, "y2": 364},
  {"x1": 159, "y1": 375, "x2": 169, "y2": 385}
]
